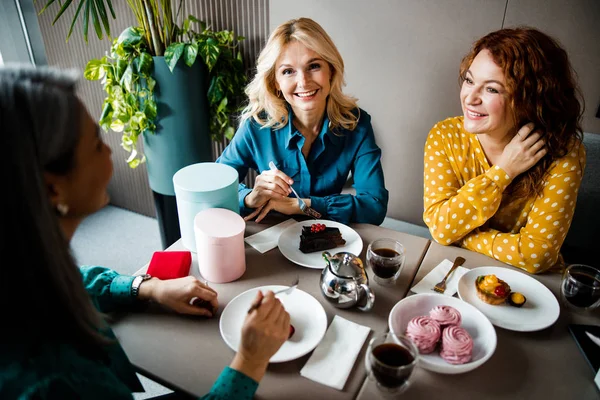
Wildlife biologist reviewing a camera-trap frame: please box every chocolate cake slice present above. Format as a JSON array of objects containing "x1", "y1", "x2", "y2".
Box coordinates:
[{"x1": 299, "y1": 224, "x2": 346, "y2": 253}]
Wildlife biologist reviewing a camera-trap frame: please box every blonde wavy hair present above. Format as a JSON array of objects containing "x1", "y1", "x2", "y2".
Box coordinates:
[{"x1": 241, "y1": 17, "x2": 359, "y2": 131}]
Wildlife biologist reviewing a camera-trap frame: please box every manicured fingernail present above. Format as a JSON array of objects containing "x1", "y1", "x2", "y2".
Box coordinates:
[{"x1": 288, "y1": 179, "x2": 293, "y2": 184}]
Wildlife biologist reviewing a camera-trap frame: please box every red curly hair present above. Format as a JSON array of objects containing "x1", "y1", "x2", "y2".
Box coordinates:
[{"x1": 459, "y1": 27, "x2": 584, "y2": 198}]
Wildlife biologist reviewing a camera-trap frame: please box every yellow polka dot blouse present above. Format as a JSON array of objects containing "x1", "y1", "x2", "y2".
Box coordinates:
[{"x1": 423, "y1": 116, "x2": 586, "y2": 274}]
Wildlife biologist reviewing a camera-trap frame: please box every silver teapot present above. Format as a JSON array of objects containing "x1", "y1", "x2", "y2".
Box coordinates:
[{"x1": 319, "y1": 251, "x2": 375, "y2": 312}]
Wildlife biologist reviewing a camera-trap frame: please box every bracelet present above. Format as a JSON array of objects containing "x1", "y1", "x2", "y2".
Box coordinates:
[{"x1": 302, "y1": 206, "x2": 322, "y2": 219}]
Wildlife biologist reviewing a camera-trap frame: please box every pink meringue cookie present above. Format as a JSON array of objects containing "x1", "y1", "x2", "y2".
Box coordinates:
[
  {"x1": 440, "y1": 326, "x2": 473, "y2": 365},
  {"x1": 404, "y1": 316, "x2": 441, "y2": 354},
  {"x1": 429, "y1": 305, "x2": 462, "y2": 327}
]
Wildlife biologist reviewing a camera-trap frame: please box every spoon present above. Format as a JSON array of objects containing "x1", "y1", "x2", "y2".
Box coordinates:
[{"x1": 247, "y1": 275, "x2": 299, "y2": 314}]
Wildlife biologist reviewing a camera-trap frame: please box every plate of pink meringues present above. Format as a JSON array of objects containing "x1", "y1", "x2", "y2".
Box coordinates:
[{"x1": 388, "y1": 293, "x2": 496, "y2": 374}]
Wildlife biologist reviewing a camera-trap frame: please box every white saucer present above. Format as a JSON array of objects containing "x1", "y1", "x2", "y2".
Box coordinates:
[{"x1": 277, "y1": 219, "x2": 363, "y2": 269}]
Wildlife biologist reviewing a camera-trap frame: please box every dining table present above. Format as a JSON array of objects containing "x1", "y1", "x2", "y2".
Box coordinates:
[{"x1": 110, "y1": 216, "x2": 600, "y2": 399}]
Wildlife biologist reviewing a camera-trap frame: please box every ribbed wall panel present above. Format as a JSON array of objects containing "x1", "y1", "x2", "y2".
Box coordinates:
[{"x1": 35, "y1": 0, "x2": 268, "y2": 217}]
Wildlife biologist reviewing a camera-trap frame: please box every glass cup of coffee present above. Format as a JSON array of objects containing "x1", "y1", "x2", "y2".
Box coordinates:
[
  {"x1": 366, "y1": 238, "x2": 405, "y2": 285},
  {"x1": 560, "y1": 264, "x2": 600, "y2": 313},
  {"x1": 365, "y1": 332, "x2": 418, "y2": 396}
]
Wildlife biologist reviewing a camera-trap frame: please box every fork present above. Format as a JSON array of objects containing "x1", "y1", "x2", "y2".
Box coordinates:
[
  {"x1": 432, "y1": 256, "x2": 466, "y2": 293},
  {"x1": 247, "y1": 275, "x2": 299, "y2": 314},
  {"x1": 268, "y1": 161, "x2": 311, "y2": 211}
]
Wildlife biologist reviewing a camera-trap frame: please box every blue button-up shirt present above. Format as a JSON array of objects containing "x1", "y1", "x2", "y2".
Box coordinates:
[{"x1": 216, "y1": 108, "x2": 388, "y2": 225}]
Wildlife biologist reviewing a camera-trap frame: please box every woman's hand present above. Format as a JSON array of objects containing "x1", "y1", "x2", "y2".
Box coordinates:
[
  {"x1": 244, "y1": 169, "x2": 294, "y2": 209},
  {"x1": 230, "y1": 291, "x2": 290, "y2": 382},
  {"x1": 244, "y1": 197, "x2": 303, "y2": 223},
  {"x1": 496, "y1": 122, "x2": 547, "y2": 178},
  {"x1": 139, "y1": 276, "x2": 218, "y2": 317}
]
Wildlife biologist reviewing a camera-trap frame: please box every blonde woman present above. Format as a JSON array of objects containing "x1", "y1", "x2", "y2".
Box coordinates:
[{"x1": 216, "y1": 18, "x2": 388, "y2": 224}]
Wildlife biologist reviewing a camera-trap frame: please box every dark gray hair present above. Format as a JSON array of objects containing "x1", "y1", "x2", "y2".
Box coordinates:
[{"x1": 0, "y1": 64, "x2": 107, "y2": 350}]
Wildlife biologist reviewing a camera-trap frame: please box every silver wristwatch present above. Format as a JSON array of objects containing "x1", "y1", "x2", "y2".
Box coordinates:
[{"x1": 131, "y1": 274, "x2": 152, "y2": 298}]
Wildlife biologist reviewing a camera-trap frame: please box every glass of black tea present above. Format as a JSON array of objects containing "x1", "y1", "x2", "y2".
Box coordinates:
[
  {"x1": 367, "y1": 238, "x2": 405, "y2": 285},
  {"x1": 365, "y1": 332, "x2": 418, "y2": 396},
  {"x1": 560, "y1": 264, "x2": 600, "y2": 313}
]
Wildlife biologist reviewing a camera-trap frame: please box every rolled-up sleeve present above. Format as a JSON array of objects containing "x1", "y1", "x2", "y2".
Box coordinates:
[
  {"x1": 201, "y1": 367, "x2": 258, "y2": 400},
  {"x1": 215, "y1": 120, "x2": 258, "y2": 215},
  {"x1": 79, "y1": 265, "x2": 135, "y2": 313}
]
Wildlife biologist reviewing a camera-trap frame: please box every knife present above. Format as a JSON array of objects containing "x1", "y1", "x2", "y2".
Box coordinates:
[{"x1": 586, "y1": 331, "x2": 600, "y2": 348}]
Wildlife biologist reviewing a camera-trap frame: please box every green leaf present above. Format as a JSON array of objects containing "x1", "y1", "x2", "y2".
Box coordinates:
[
  {"x1": 116, "y1": 27, "x2": 143, "y2": 48},
  {"x1": 82, "y1": 0, "x2": 91, "y2": 43},
  {"x1": 64, "y1": 0, "x2": 85, "y2": 43},
  {"x1": 146, "y1": 76, "x2": 156, "y2": 92},
  {"x1": 115, "y1": 59, "x2": 127, "y2": 80},
  {"x1": 183, "y1": 43, "x2": 198, "y2": 67},
  {"x1": 49, "y1": 0, "x2": 73, "y2": 25},
  {"x1": 110, "y1": 119, "x2": 125, "y2": 132},
  {"x1": 99, "y1": 102, "x2": 113, "y2": 130},
  {"x1": 224, "y1": 126, "x2": 235, "y2": 140},
  {"x1": 84, "y1": 59, "x2": 105, "y2": 80},
  {"x1": 144, "y1": 100, "x2": 157, "y2": 120},
  {"x1": 217, "y1": 97, "x2": 228, "y2": 113},
  {"x1": 39, "y1": 0, "x2": 59, "y2": 16},
  {"x1": 126, "y1": 148, "x2": 138, "y2": 163},
  {"x1": 93, "y1": 0, "x2": 112, "y2": 39},
  {"x1": 128, "y1": 157, "x2": 142, "y2": 169},
  {"x1": 137, "y1": 52, "x2": 153, "y2": 75},
  {"x1": 120, "y1": 63, "x2": 133, "y2": 92},
  {"x1": 164, "y1": 43, "x2": 185, "y2": 72},
  {"x1": 89, "y1": 0, "x2": 103, "y2": 40}
]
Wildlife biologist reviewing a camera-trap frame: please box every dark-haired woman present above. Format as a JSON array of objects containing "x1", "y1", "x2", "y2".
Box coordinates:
[
  {"x1": 0, "y1": 64, "x2": 289, "y2": 399},
  {"x1": 423, "y1": 27, "x2": 586, "y2": 274}
]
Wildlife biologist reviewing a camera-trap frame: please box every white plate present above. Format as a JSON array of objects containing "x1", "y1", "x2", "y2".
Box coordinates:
[
  {"x1": 219, "y1": 285, "x2": 328, "y2": 363},
  {"x1": 457, "y1": 267, "x2": 560, "y2": 332},
  {"x1": 277, "y1": 219, "x2": 363, "y2": 269},
  {"x1": 388, "y1": 293, "x2": 496, "y2": 374}
]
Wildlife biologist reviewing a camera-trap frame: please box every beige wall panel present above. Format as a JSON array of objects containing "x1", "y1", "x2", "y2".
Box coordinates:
[
  {"x1": 35, "y1": 0, "x2": 268, "y2": 216},
  {"x1": 271, "y1": 0, "x2": 506, "y2": 225},
  {"x1": 503, "y1": 0, "x2": 600, "y2": 134}
]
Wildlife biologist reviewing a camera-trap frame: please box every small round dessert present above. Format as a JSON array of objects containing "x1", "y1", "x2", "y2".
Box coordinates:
[
  {"x1": 475, "y1": 274, "x2": 511, "y2": 305},
  {"x1": 440, "y1": 325, "x2": 473, "y2": 365},
  {"x1": 429, "y1": 305, "x2": 462, "y2": 327},
  {"x1": 404, "y1": 316, "x2": 441, "y2": 354},
  {"x1": 507, "y1": 292, "x2": 527, "y2": 308}
]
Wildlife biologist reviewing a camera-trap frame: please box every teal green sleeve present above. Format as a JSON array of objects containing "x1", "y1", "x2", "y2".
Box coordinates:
[
  {"x1": 79, "y1": 265, "x2": 136, "y2": 313},
  {"x1": 200, "y1": 367, "x2": 258, "y2": 400},
  {"x1": 16, "y1": 375, "x2": 133, "y2": 399}
]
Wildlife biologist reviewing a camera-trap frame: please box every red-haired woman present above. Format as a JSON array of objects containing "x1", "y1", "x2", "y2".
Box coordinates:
[{"x1": 423, "y1": 27, "x2": 586, "y2": 274}]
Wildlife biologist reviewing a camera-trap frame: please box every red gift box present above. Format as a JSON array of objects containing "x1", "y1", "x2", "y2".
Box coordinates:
[{"x1": 147, "y1": 251, "x2": 192, "y2": 280}]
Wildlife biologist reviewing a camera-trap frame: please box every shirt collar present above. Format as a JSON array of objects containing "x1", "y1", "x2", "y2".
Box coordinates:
[{"x1": 280, "y1": 108, "x2": 343, "y2": 148}]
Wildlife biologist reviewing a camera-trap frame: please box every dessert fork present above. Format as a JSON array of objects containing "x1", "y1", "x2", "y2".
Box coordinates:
[
  {"x1": 432, "y1": 256, "x2": 466, "y2": 293},
  {"x1": 247, "y1": 275, "x2": 299, "y2": 314},
  {"x1": 268, "y1": 161, "x2": 320, "y2": 219}
]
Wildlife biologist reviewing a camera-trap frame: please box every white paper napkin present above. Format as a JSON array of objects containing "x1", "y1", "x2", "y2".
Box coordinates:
[
  {"x1": 410, "y1": 259, "x2": 469, "y2": 297},
  {"x1": 244, "y1": 218, "x2": 297, "y2": 253},
  {"x1": 300, "y1": 315, "x2": 371, "y2": 390}
]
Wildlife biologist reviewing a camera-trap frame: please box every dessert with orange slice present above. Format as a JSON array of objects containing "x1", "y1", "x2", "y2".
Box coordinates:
[{"x1": 475, "y1": 274, "x2": 511, "y2": 305}]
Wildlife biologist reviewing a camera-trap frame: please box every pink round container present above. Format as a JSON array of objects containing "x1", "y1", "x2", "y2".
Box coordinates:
[{"x1": 194, "y1": 208, "x2": 246, "y2": 283}]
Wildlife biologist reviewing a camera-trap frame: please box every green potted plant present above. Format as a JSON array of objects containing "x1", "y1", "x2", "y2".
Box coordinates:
[{"x1": 39, "y1": 0, "x2": 247, "y2": 248}]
